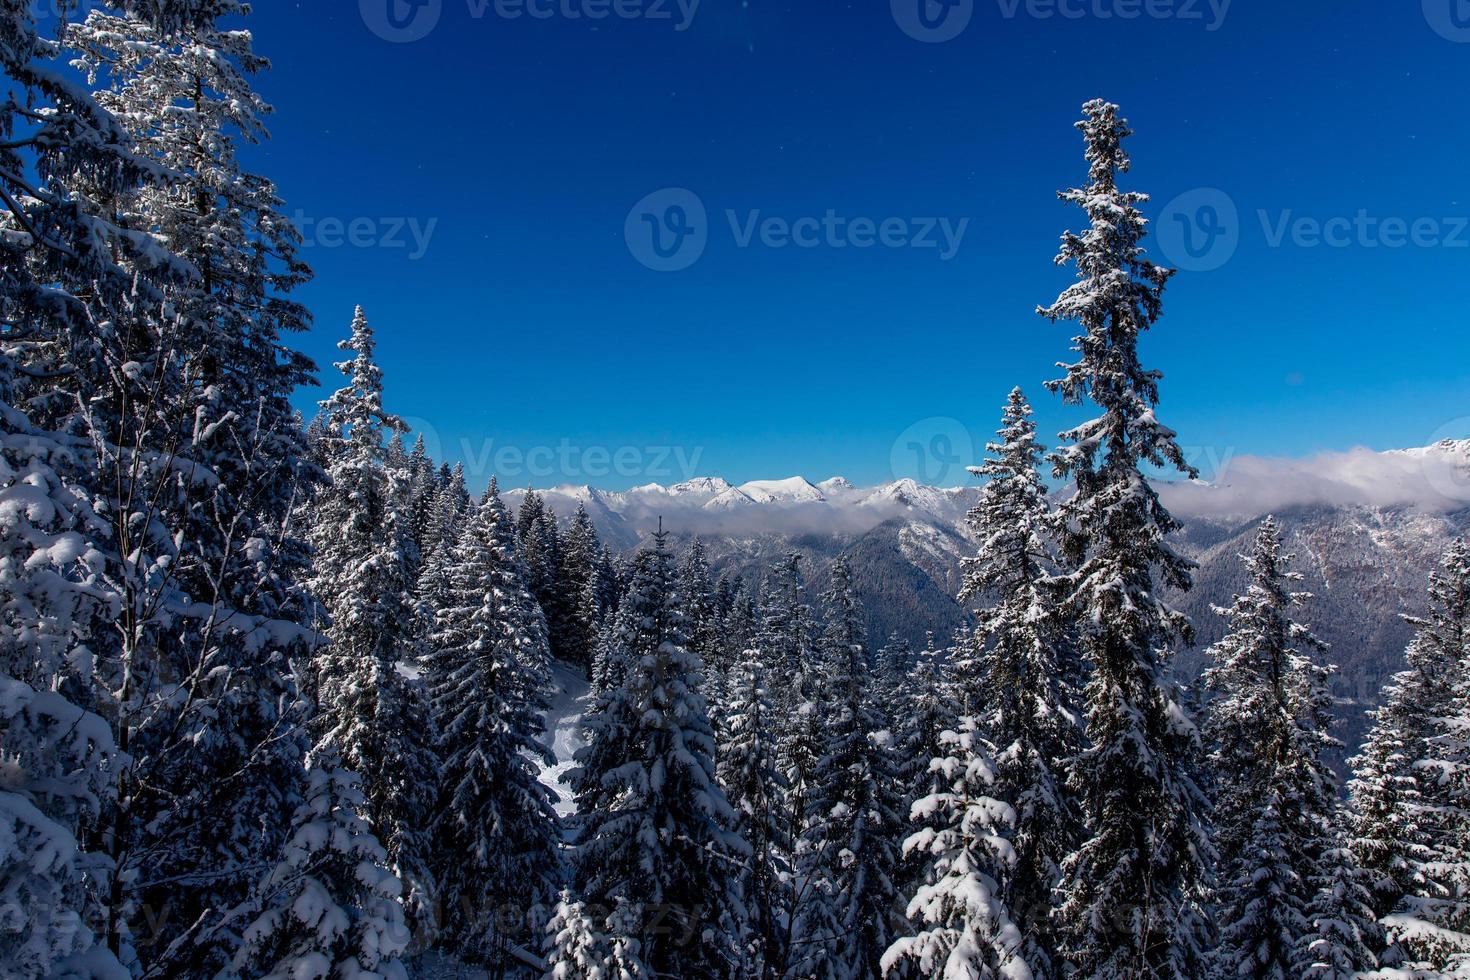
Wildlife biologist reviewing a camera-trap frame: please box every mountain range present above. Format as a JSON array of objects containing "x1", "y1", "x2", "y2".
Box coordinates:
[{"x1": 506, "y1": 440, "x2": 1470, "y2": 762}]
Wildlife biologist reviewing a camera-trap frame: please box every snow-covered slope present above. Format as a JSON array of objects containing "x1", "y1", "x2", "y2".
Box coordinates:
[
  {"x1": 538, "y1": 661, "x2": 593, "y2": 821},
  {"x1": 704, "y1": 487, "x2": 757, "y2": 510}
]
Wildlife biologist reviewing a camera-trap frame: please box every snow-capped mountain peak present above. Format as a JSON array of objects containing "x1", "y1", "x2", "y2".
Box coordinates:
[
  {"x1": 1391, "y1": 439, "x2": 1470, "y2": 463},
  {"x1": 737, "y1": 477, "x2": 827, "y2": 504},
  {"x1": 704, "y1": 487, "x2": 758, "y2": 511},
  {"x1": 864, "y1": 478, "x2": 971, "y2": 520},
  {"x1": 668, "y1": 477, "x2": 735, "y2": 497}
]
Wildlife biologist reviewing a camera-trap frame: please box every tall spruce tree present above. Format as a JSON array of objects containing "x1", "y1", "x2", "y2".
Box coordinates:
[
  {"x1": 561, "y1": 503, "x2": 605, "y2": 670},
  {"x1": 231, "y1": 752, "x2": 409, "y2": 980},
  {"x1": 9, "y1": 3, "x2": 326, "y2": 970},
  {"x1": 1350, "y1": 539, "x2": 1470, "y2": 970},
  {"x1": 882, "y1": 717, "x2": 1032, "y2": 980},
  {"x1": 423, "y1": 479, "x2": 561, "y2": 963},
  {"x1": 1300, "y1": 832, "x2": 1381, "y2": 979},
  {"x1": 1041, "y1": 99, "x2": 1212, "y2": 979},
  {"x1": 717, "y1": 650, "x2": 793, "y2": 978},
  {"x1": 405, "y1": 434, "x2": 437, "y2": 566},
  {"x1": 307, "y1": 308, "x2": 439, "y2": 941},
  {"x1": 0, "y1": 9, "x2": 144, "y2": 961},
  {"x1": 2, "y1": 1, "x2": 322, "y2": 969},
  {"x1": 519, "y1": 492, "x2": 577, "y2": 664},
  {"x1": 0, "y1": 380, "x2": 123, "y2": 978},
  {"x1": 681, "y1": 538, "x2": 720, "y2": 664},
  {"x1": 1203, "y1": 518, "x2": 1339, "y2": 979},
  {"x1": 795, "y1": 556, "x2": 905, "y2": 980},
  {"x1": 715, "y1": 577, "x2": 760, "y2": 697},
  {"x1": 951, "y1": 387, "x2": 1080, "y2": 979},
  {"x1": 761, "y1": 553, "x2": 821, "y2": 855},
  {"x1": 888, "y1": 634, "x2": 961, "y2": 920},
  {"x1": 570, "y1": 530, "x2": 746, "y2": 978}
]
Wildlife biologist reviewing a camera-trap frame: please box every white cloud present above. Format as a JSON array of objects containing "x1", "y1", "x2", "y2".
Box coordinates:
[{"x1": 1157, "y1": 441, "x2": 1470, "y2": 519}]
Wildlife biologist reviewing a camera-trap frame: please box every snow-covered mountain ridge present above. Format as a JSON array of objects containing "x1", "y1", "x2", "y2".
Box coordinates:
[
  {"x1": 504, "y1": 439, "x2": 1470, "y2": 548},
  {"x1": 505, "y1": 475, "x2": 982, "y2": 549}
]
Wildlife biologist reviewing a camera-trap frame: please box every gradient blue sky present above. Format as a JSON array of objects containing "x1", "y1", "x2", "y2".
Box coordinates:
[{"x1": 238, "y1": 0, "x2": 1469, "y2": 489}]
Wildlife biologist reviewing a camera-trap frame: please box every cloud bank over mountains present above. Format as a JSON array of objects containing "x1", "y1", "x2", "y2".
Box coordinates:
[{"x1": 1158, "y1": 440, "x2": 1470, "y2": 519}]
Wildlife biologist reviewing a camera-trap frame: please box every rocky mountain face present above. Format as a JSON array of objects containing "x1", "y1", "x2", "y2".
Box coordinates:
[
  {"x1": 1175, "y1": 505, "x2": 1468, "y2": 762},
  {"x1": 507, "y1": 441, "x2": 1470, "y2": 761}
]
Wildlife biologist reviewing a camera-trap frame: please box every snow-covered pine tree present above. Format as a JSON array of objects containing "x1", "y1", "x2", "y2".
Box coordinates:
[
  {"x1": 762, "y1": 552, "x2": 817, "y2": 690},
  {"x1": 760, "y1": 553, "x2": 821, "y2": 848},
  {"x1": 681, "y1": 538, "x2": 719, "y2": 663},
  {"x1": 1300, "y1": 832, "x2": 1382, "y2": 979},
  {"x1": 518, "y1": 492, "x2": 577, "y2": 663},
  {"x1": 561, "y1": 503, "x2": 605, "y2": 670},
  {"x1": 1350, "y1": 540, "x2": 1470, "y2": 915},
  {"x1": 71, "y1": 0, "x2": 319, "y2": 586},
  {"x1": 882, "y1": 717, "x2": 1031, "y2": 980},
  {"x1": 413, "y1": 466, "x2": 468, "y2": 676},
  {"x1": 386, "y1": 433, "x2": 421, "y2": 572},
  {"x1": 715, "y1": 574, "x2": 736, "y2": 618},
  {"x1": 1351, "y1": 538, "x2": 1470, "y2": 970},
  {"x1": 716, "y1": 576, "x2": 760, "y2": 693},
  {"x1": 0, "y1": 391, "x2": 123, "y2": 979},
  {"x1": 603, "y1": 899, "x2": 653, "y2": 980},
  {"x1": 231, "y1": 752, "x2": 408, "y2": 980},
  {"x1": 308, "y1": 308, "x2": 439, "y2": 942},
  {"x1": 419, "y1": 463, "x2": 470, "y2": 569},
  {"x1": 877, "y1": 633, "x2": 913, "y2": 703},
  {"x1": 546, "y1": 891, "x2": 612, "y2": 979},
  {"x1": 1040, "y1": 99, "x2": 1212, "y2": 979},
  {"x1": 794, "y1": 556, "x2": 905, "y2": 980},
  {"x1": 874, "y1": 632, "x2": 914, "y2": 752},
  {"x1": 570, "y1": 529, "x2": 746, "y2": 978},
  {"x1": 0, "y1": 0, "x2": 188, "y2": 327},
  {"x1": 423, "y1": 479, "x2": 561, "y2": 963},
  {"x1": 589, "y1": 604, "x2": 628, "y2": 697},
  {"x1": 716, "y1": 650, "x2": 793, "y2": 978},
  {"x1": 1349, "y1": 708, "x2": 1423, "y2": 937},
  {"x1": 587, "y1": 552, "x2": 658, "y2": 700},
  {"x1": 405, "y1": 434, "x2": 438, "y2": 566},
  {"x1": 68, "y1": 0, "x2": 318, "y2": 661},
  {"x1": 887, "y1": 632, "x2": 961, "y2": 947},
  {"x1": 1202, "y1": 518, "x2": 1339, "y2": 979},
  {"x1": 597, "y1": 545, "x2": 624, "y2": 620},
  {"x1": 681, "y1": 539, "x2": 729, "y2": 732},
  {"x1": 0, "y1": 9, "x2": 151, "y2": 969},
  {"x1": 517, "y1": 488, "x2": 547, "y2": 543},
  {"x1": 950, "y1": 386, "x2": 1081, "y2": 979},
  {"x1": 9, "y1": 3, "x2": 326, "y2": 969}
]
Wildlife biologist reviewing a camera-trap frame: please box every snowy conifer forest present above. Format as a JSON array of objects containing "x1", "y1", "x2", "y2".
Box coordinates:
[{"x1": 3, "y1": 4, "x2": 1470, "y2": 979}]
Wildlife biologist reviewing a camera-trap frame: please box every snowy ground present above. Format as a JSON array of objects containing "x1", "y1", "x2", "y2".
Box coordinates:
[{"x1": 539, "y1": 660, "x2": 592, "y2": 820}]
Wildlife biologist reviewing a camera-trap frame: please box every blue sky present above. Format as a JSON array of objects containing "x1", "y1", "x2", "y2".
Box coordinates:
[{"x1": 238, "y1": 0, "x2": 1469, "y2": 489}]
